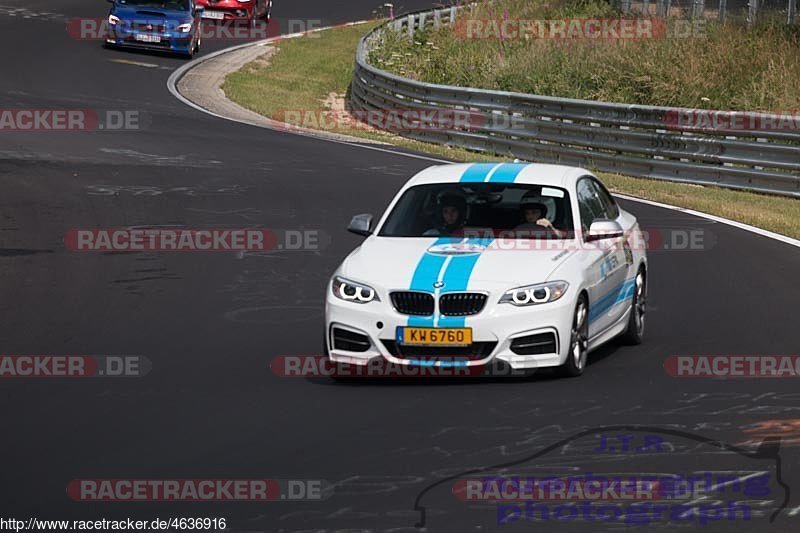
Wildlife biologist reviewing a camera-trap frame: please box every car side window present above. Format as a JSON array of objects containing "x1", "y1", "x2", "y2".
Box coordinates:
[
  {"x1": 576, "y1": 178, "x2": 604, "y2": 233},
  {"x1": 589, "y1": 179, "x2": 620, "y2": 220}
]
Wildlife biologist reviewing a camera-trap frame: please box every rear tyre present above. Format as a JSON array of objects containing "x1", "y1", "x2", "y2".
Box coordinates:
[
  {"x1": 558, "y1": 294, "x2": 589, "y2": 377},
  {"x1": 620, "y1": 269, "x2": 646, "y2": 345}
]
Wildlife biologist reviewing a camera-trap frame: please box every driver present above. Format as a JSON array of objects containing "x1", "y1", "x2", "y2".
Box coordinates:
[
  {"x1": 516, "y1": 196, "x2": 563, "y2": 238},
  {"x1": 424, "y1": 191, "x2": 467, "y2": 236}
]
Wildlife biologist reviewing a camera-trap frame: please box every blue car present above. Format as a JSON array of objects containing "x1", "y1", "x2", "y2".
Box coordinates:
[{"x1": 105, "y1": 0, "x2": 203, "y2": 58}]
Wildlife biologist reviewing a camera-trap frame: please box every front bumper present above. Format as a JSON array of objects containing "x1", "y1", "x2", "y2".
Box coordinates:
[
  {"x1": 105, "y1": 28, "x2": 195, "y2": 53},
  {"x1": 325, "y1": 290, "x2": 575, "y2": 370},
  {"x1": 198, "y1": 1, "x2": 255, "y2": 22}
]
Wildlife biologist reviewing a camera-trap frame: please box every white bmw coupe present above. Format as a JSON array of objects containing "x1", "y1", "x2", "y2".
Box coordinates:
[{"x1": 325, "y1": 163, "x2": 647, "y2": 377}]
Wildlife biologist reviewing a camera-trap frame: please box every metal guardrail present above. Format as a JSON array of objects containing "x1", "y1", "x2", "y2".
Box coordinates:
[{"x1": 351, "y1": 7, "x2": 800, "y2": 197}]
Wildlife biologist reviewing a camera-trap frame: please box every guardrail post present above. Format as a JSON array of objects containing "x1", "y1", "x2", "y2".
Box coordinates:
[
  {"x1": 656, "y1": 0, "x2": 665, "y2": 16},
  {"x1": 788, "y1": 0, "x2": 797, "y2": 24},
  {"x1": 747, "y1": 0, "x2": 757, "y2": 27},
  {"x1": 718, "y1": 0, "x2": 727, "y2": 22},
  {"x1": 449, "y1": 6, "x2": 457, "y2": 24},
  {"x1": 692, "y1": 0, "x2": 706, "y2": 18},
  {"x1": 433, "y1": 9, "x2": 441, "y2": 29},
  {"x1": 621, "y1": 0, "x2": 632, "y2": 13},
  {"x1": 418, "y1": 12, "x2": 426, "y2": 32},
  {"x1": 408, "y1": 13, "x2": 415, "y2": 38},
  {"x1": 665, "y1": 0, "x2": 672, "y2": 17}
]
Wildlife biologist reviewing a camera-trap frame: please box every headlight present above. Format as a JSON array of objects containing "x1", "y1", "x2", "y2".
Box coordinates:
[
  {"x1": 177, "y1": 22, "x2": 193, "y2": 33},
  {"x1": 108, "y1": 14, "x2": 121, "y2": 25},
  {"x1": 499, "y1": 281, "x2": 569, "y2": 306},
  {"x1": 332, "y1": 276, "x2": 380, "y2": 304}
]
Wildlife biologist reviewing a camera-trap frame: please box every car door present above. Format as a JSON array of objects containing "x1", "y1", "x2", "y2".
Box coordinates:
[{"x1": 576, "y1": 177, "x2": 628, "y2": 338}]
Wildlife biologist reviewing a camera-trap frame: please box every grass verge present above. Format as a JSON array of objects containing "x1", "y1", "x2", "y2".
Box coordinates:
[
  {"x1": 222, "y1": 20, "x2": 800, "y2": 240},
  {"x1": 370, "y1": 0, "x2": 800, "y2": 111}
]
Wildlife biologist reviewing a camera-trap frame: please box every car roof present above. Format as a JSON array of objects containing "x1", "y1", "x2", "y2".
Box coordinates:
[{"x1": 404, "y1": 162, "x2": 592, "y2": 190}]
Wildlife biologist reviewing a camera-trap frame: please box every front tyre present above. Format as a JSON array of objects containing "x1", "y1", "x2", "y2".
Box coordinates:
[
  {"x1": 620, "y1": 269, "x2": 646, "y2": 345},
  {"x1": 558, "y1": 294, "x2": 589, "y2": 377}
]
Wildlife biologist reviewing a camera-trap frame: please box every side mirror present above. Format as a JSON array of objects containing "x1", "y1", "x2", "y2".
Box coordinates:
[
  {"x1": 347, "y1": 214, "x2": 374, "y2": 237},
  {"x1": 586, "y1": 219, "x2": 623, "y2": 242}
]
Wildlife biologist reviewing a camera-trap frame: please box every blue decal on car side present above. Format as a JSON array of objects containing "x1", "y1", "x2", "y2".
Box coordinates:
[{"x1": 588, "y1": 277, "x2": 637, "y2": 323}]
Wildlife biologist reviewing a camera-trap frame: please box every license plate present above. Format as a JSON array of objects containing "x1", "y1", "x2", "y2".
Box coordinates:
[
  {"x1": 397, "y1": 327, "x2": 472, "y2": 347},
  {"x1": 202, "y1": 10, "x2": 225, "y2": 19},
  {"x1": 134, "y1": 33, "x2": 161, "y2": 43}
]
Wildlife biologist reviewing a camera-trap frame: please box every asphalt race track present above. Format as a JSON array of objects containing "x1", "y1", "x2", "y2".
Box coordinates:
[{"x1": 1, "y1": 1, "x2": 800, "y2": 531}]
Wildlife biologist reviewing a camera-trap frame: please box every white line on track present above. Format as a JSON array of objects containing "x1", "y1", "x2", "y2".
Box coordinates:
[
  {"x1": 109, "y1": 59, "x2": 167, "y2": 69},
  {"x1": 613, "y1": 193, "x2": 800, "y2": 249}
]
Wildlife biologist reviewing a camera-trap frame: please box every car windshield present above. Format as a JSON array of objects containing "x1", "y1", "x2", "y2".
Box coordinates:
[
  {"x1": 117, "y1": 0, "x2": 190, "y2": 9},
  {"x1": 378, "y1": 183, "x2": 574, "y2": 238}
]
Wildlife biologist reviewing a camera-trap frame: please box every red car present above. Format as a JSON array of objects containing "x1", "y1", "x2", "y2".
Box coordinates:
[{"x1": 195, "y1": 0, "x2": 272, "y2": 25}]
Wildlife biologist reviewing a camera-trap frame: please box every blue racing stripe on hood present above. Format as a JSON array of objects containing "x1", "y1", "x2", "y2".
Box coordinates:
[
  {"x1": 408, "y1": 237, "x2": 450, "y2": 292},
  {"x1": 407, "y1": 237, "x2": 453, "y2": 327},
  {"x1": 437, "y1": 237, "x2": 494, "y2": 328}
]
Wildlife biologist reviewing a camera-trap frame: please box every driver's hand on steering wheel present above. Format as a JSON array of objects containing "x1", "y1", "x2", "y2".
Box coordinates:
[{"x1": 536, "y1": 218, "x2": 563, "y2": 237}]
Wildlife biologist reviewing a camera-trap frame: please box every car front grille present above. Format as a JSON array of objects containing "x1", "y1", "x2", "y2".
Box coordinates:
[
  {"x1": 510, "y1": 332, "x2": 557, "y2": 356},
  {"x1": 391, "y1": 291, "x2": 488, "y2": 316},
  {"x1": 382, "y1": 340, "x2": 497, "y2": 362},
  {"x1": 439, "y1": 292, "x2": 487, "y2": 316},
  {"x1": 390, "y1": 291, "x2": 434, "y2": 316},
  {"x1": 131, "y1": 23, "x2": 166, "y2": 33}
]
